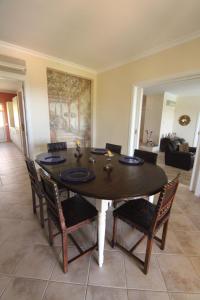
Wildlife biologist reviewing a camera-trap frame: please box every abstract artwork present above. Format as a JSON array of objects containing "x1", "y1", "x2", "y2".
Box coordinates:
[{"x1": 47, "y1": 68, "x2": 91, "y2": 147}]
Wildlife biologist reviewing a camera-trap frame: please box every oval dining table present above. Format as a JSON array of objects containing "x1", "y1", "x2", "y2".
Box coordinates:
[{"x1": 36, "y1": 148, "x2": 168, "y2": 267}]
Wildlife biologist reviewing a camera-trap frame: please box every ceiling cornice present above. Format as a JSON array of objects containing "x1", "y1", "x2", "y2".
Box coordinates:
[
  {"x1": 0, "y1": 40, "x2": 97, "y2": 75},
  {"x1": 1, "y1": 29, "x2": 200, "y2": 75},
  {"x1": 97, "y1": 30, "x2": 200, "y2": 74}
]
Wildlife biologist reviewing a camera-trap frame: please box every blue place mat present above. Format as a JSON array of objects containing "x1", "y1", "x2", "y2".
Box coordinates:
[
  {"x1": 119, "y1": 155, "x2": 144, "y2": 166},
  {"x1": 39, "y1": 153, "x2": 66, "y2": 165},
  {"x1": 60, "y1": 167, "x2": 96, "y2": 183},
  {"x1": 91, "y1": 148, "x2": 107, "y2": 155}
]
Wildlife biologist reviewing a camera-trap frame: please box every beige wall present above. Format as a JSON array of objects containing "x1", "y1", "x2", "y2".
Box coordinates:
[
  {"x1": 142, "y1": 94, "x2": 163, "y2": 145},
  {"x1": 0, "y1": 43, "x2": 96, "y2": 158},
  {"x1": 97, "y1": 37, "x2": 200, "y2": 154},
  {"x1": 173, "y1": 96, "x2": 200, "y2": 146}
]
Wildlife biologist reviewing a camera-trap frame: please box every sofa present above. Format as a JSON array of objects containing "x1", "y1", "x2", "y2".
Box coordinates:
[
  {"x1": 160, "y1": 137, "x2": 185, "y2": 152},
  {"x1": 164, "y1": 140, "x2": 196, "y2": 171}
]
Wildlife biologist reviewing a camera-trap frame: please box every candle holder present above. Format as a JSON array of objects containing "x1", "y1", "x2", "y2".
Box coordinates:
[{"x1": 103, "y1": 163, "x2": 113, "y2": 175}]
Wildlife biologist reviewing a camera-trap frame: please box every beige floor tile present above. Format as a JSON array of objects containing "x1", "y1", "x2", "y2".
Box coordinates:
[
  {"x1": 0, "y1": 240, "x2": 30, "y2": 274},
  {"x1": 189, "y1": 257, "x2": 200, "y2": 278},
  {"x1": 170, "y1": 293, "x2": 200, "y2": 300},
  {"x1": 157, "y1": 254, "x2": 200, "y2": 292},
  {"x1": 171, "y1": 202, "x2": 183, "y2": 214},
  {"x1": 16, "y1": 220, "x2": 49, "y2": 245},
  {"x1": 169, "y1": 213, "x2": 198, "y2": 231},
  {"x1": 127, "y1": 290, "x2": 170, "y2": 300},
  {"x1": 176, "y1": 197, "x2": 200, "y2": 216},
  {"x1": 51, "y1": 247, "x2": 91, "y2": 285},
  {"x1": 1, "y1": 277, "x2": 46, "y2": 300},
  {"x1": 44, "y1": 282, "x2": 86, "y2": 300},
  {"x1": 0, "y1": 203, "x2": 34, "y2": 221},
  {"x1": 86, "y1": 285, "x2": 128, "y2": 300},
  {"x1": 124, "y1": 254, "x2": 166, "y2": 290},
  {"x1": 0, "y1": 191, "x2": 32, "y2": 205},
  {"x1": 14, "y1": 244, "x2": 60, "y2": 280},
  {"x1": 0, "y1": 219, "x2": 24, "y2": 245},
  {"x1": 135, "y1": 229, "x2": 183, "y2": 255},
  {"x1": 174, "y1": 231, "x2": 200, "y2": 256},
  {"x1": 188, "y1": 214, "x2": 200, "y2": 230},
  {"x1": 69, "y1": 223, "x2": 96, "y2": 250},
  {"x1": 0, "y1": 275, "x2": 11, "y2": 297},
  {"x1": 88, "y1": 250, "x2": 126, "y2": 288}
]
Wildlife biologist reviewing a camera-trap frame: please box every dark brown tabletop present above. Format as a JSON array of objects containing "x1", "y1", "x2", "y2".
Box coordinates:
[{"x1": 36, "y1": 148, "x2": 168, "y2": 200}]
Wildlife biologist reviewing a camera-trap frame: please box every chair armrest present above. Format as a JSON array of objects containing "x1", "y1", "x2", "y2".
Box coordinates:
[{"x1": 189, "y1": 147, "x2": 196, "y2": 154}]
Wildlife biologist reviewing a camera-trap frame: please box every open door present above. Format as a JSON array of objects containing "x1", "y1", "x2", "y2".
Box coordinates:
[
  {"x1": 128, "y1": 86, "x2": 143, "y2": 156},
  {"x1": 17, "y1": 90, "x2": 28, "y2": 156}
]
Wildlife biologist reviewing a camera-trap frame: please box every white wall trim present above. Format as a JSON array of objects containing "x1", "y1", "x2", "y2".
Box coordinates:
[
  {"x1": 0, "y1": 40, "x2": 97, "y2": 75},
  {"x1": 98, "y1": 31, "x2": 200, "y2": 73}
]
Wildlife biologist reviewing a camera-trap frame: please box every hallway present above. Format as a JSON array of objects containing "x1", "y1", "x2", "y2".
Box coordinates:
[{"x1": 1, "y1": 143, "x2": 200, "y2": 299}]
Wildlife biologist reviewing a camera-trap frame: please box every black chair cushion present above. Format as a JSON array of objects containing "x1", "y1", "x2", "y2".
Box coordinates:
[
  {"x1": 61, "y1": 195, "x2": 97, "y2": 228},
  {"x1": 113, "y1": 198, "x2": 156, "y2": 231}
]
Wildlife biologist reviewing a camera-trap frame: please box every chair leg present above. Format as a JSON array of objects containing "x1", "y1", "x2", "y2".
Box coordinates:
[
  {"x1": 144, "y1": 237, "x2": 153, "y2": 274},
  {"x1": 161, "y1": 220, "x2": 169, "y2": 250},
  {"x1": 39, "y1": 197, "x2": 45, "y2": 228},
  {"x1": 111, "y1": 216, "x2": 117, "y2": 248},
  {"x1": 62, "y1": 232, "x2": 68, "y2": 273},
  {"x1": 31, "y1": 187, "x2": 36, "y2": 214},
  {"x1": 48, "y1": 217, "x2": 54, "y2": 246}
]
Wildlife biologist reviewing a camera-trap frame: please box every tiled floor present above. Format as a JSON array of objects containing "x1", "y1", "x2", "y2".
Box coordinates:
[
  {"x1": 157, "y1": 152, "x2": 192, "y2": 186},
  {"x1": 0, "y1": 142, "x2": 200, "y2": 299}
]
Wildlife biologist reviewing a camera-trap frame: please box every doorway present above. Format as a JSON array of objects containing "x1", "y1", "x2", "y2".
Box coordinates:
[
  {"x1": 0, "y1": 78, "x2": 28, "y2": 156},
  {"x1": 129, "y1": 72, "x2": 200, "y2": 195}
]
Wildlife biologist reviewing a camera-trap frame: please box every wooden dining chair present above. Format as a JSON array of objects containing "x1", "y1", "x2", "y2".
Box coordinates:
[
  {"x1": 112, "y1": 175, "x2": 179, "y2": 274},
  {"x1": 106, "y1": 143, "x2": 122, "y2": 154},
  {"x1": 134, "y1": 149, "x2": 158, "y2": 165},
  {"x1": 39, "y1": 168, "x2": 97, "y2": 273},
  {"x1": 25, "y1": 157, "x2": 45, "y2": 227},
  {"x1": 47, "y1": 142, "x2": 67, "y2": 152}
]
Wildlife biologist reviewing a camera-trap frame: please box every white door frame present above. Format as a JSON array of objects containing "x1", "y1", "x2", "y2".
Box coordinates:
[
  {"x1": 129, "y1": 70, "x2": 200, "y2": 196},
  {"x1": 193, "y1": 112, "x2": 200, "y2": 147},
  {"x1": 128, "y1": 86, "x2": 143, "y2": 156}
]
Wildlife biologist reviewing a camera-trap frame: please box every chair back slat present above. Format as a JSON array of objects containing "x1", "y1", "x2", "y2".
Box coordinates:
[
  {"x1": 25, "y1": 157, "x2": 39, "y2": 187},
  {"x1": 39, "y1": 169, "x2": 66, "y2": 230},
  {"x1": 106, "y1": 143, "x2": 122, "y2": 154},
  {"x1": 47, "y1": 142, "x2": 67, "y2": 152},
  {"x1": 134, "y1": 149, "x2": 158, "y2": 165},
  {"x1": 151, "y1": 175, "x2": 179, "y2": 231}
]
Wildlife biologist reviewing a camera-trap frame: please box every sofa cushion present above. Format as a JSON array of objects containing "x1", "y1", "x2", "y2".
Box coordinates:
[{"x1": 179, "y1": 143, "x2": 189, "y2": 152}]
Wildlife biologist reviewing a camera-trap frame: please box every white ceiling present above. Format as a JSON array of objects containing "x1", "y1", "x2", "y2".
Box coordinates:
[
  {"x1": 144, "y1": 77, "x2": 200, "y2": 97},
  {"x1": 0, "y1": 0, "x2": 200, "y2": 71},
  {"x1": 0, "y1": 78, "x2": 21, "y2": 92}
]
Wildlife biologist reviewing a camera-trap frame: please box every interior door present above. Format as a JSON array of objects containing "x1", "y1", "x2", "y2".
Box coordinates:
[
  {"x1": 0, "y1": 103, "x2": 6, "y2": 142},
  {"x1": 17, "y1": 90, "x2": 28, "y2": 156}
]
